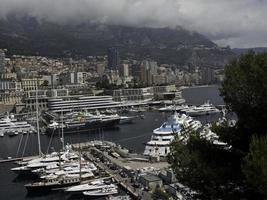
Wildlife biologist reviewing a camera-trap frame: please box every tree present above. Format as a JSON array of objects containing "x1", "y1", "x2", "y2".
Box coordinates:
[
  {"x1": 152, "y1": 185, "x2": 169, "y2": 200},
  {"x1": 168, "y1": 52, "x2": 267, "y2": 199},
  {"x1": 168, "y1": 130, "x2": 243, "y2": 199},
  {"x1": 220, "y1": 51, "x2": 267, "y2": 151},
  {"x1": 243, "y1": 135, "x2": 267, "y2": 197}
]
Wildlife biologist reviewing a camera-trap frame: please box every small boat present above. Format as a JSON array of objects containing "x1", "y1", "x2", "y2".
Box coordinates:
[
  {"x1": 83, "y1": 186, "x2": 118, "y2": 197},
  {"x1": 119, "y1": 116, "x2": 135, "y2": 125},
  {"x1": 7, "y1": 131, "x2": 16, "y2": 137}
]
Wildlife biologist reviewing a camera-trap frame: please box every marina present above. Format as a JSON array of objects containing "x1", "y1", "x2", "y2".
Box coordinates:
[{"x1": 0, "y1": 86, "x2": 227, "y2": 200}]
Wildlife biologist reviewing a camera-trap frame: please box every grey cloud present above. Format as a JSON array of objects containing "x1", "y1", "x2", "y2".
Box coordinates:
[{"x1": 0, "y1": 0, "x2": 267, "y2": 48}]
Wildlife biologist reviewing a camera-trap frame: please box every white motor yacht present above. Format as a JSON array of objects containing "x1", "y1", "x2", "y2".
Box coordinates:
[
  {"x1": 181, "y1": 101, "x2": 220, "y2": 116},
  {"x1": 65, "y1": 179, "x2": 116, "y2": 192},
  {"x1": 83, "y1": 186, "x2": 118, "y2": 197},
  {"x1": 144, "y1": 112, "x2": 202, "y2": 157}
]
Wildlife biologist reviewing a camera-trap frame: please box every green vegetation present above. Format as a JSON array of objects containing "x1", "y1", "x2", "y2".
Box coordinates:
[
  {"x1": 169, "y1": 52, "x2": 267, "y2": 199},
  {"x1": 243, "y1": 135, "x2": 267, "y2": 196},
  {"x1": 152, "y1": 185, "x2": 170, "y2": 200},
  {"x1": 221, "y1": 51, "x2": 267, "y2": 151}
]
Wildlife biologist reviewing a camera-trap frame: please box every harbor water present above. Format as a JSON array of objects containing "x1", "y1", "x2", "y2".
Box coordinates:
[{"x1": 0, "y1": 85, "x2": 224, "y2": 200}]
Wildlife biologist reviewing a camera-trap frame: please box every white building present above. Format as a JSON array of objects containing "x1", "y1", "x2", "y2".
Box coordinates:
[
  {"x1": 108, "y1": 87, "x2": 154, "y2": 102},
  {"x1": 120, "y1": 64, "x2": 129, "y2": 77},
  {"x1": 59, "y1": 72, "x2": 88, "y2": 85},
  {"x1": 0, "y1": 80, "x2": 23, "y2": 104},
  {"x1": 48, "y1": 95, "x2": 121, "y2": 113}
]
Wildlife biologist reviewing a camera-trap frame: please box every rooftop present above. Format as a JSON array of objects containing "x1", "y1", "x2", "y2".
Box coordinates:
[{"x1": 140, "y1": 174, "x2": 162, "y2": 182}]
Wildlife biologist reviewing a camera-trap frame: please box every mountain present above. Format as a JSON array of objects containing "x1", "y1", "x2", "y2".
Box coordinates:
[
  {"x1": 232, "y1": 47, "x2": 267, "y2": 55},
  {"x1": 0, "y1": 16, "x2": 235, "y2": 67}
]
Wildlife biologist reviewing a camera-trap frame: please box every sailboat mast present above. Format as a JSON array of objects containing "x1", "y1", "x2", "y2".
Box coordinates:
[
  {"x1": 36, "y1": 80, "x2": 42, "y2": 156},
  {"x1": 79, "y1": 142, "x2": 81, "y2": 182},
  {"x1": 61, "y1": 109, "x2": 64, "y2": 150}
]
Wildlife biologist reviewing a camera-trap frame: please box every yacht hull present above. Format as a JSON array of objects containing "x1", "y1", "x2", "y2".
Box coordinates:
[{"x1": 46, "y1": 119, "x2": 120, "y2": 135}]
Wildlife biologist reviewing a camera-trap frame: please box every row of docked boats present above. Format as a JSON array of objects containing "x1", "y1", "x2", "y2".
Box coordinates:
[
  {"x1": 0, "y1": 111, "x2": 136, "y2": 137},
  {"x1": 0, "y1": 114, "x2": 36, "y2": 137},
  {"x1": 11, "y1": 144, "x2": 119, "y2": 197},
  {"x1": 46, "y1": 111, "x2": 136, "y2": 135},
  {"x1": 158, "y1": 101, "x2": 220, "y2": 116}
]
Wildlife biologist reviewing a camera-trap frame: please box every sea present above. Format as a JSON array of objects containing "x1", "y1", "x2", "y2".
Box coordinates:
[{"x1": 0, "y1": 85, "x2": 224, "y2": 200}]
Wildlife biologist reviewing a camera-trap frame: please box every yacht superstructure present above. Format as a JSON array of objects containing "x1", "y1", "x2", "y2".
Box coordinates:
[
  {"x1": 46, "y1": 111, "x2": 120, "y2": 134},
  {"x1": 144, "y1": 113, "x2": 202, "y2": 157}
]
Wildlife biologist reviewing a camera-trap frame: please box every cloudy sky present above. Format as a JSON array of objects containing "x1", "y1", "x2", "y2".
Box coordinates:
[{"x1": 0, "y1": 0, "x2": 266, "y2": 48}]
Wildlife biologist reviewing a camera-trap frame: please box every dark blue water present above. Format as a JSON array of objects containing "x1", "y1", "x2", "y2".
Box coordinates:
[
  {"x1": 182, "y1": 85, "x2": 224, "y2": 105},
  {"x1": 0, "y1": 86, "x2": 224, "y2": 199}
]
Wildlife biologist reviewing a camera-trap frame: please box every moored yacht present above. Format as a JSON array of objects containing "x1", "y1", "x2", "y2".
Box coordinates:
[
  {"x1": 46, "y1": 111, "x2": 120, "y2": 134},
  {"x1": 181, "y1": 101, "x2": 220, "y2": 116},
  {"x1": 0, "y1": 114, "x2": 35, "y2": 136},
  {"x1": 65, "y1": 179, "x2": 116, "y2": 193},
  {"x1": 144, "y1": 113, "x2": 202, "y2": 157},
  {"x1": 25, "y1": 173, "x2": 93, "y2": 191},
  {"x1": 158, "y1": 104, "x2": 189, "y2": 112},
  {"x1": 11, "y1": 145, "x2": 79, "y2": 175},
  {"x1": 83, "y1": 186, "x2": 118, "y2": 197},
  {"x1": 119, "y1": 116, "x2": 136, "y2": 124}
]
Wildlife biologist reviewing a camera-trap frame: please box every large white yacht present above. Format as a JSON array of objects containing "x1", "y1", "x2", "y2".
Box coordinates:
[
  {"x1": 83, "y1": 186, "x2": 118, "y2": 197},
  {"x1": 65, "y1": 179, "x2": 116, "y2": 193},
  {"x1": 181, "y1": 101, "x2": 220, "y2": 116},
  {"x1": 158, "y1": 104, "x2": 189, "y2": 112},
  {"x1": 0, "y1": 114, "x2": 35, "y2": 136},
  {"x1": 144, "y1": 113, "x2": 202, "y2": 157}
]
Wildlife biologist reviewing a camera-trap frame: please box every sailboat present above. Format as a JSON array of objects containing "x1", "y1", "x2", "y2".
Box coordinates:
[
  {"x1": 11, "y1": 83, "x2": 43, "y2": 175},
  {"x1": 24, "y1": 146, "x2": 94, "y2": 191},
  {"x1": 11, "y1": 85, "x2": 78, "y2": 175}
]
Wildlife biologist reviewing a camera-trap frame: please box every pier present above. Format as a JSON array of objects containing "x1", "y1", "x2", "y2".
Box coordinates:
[
  {"x1": 84, "y1": 151, "x2": 140, "y2": 199},
  {"x1": 72, "y1": 141, "x2": 169, "y2": 199}
]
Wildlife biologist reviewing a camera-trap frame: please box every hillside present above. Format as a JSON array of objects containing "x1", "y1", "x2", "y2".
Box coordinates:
[{"x1": 0, "y1": 16, "x2": 235, "y2": 67}]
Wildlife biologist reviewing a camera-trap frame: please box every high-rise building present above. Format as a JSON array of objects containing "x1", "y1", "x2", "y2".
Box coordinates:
[
  {"x1": 0, "y1": 49, "x2": 6, "y2": 78},
  {"x1": 201, "y1": 67, "x2": 215, "y2": 84},
  {"x1": 140, "y1": 60, "x2": 158, "y2": 85},
  {"x1": 107, "y1": 47, "x2": 120, "y2": 70},
  {"x1": 96, "y1": 64, "x2": 105, "y2": 76},
  {"x1": 120, "y1": 64, "x2": 129, "y2": 77}
]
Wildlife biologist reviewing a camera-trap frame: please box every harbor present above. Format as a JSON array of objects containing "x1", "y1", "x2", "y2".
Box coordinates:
[{"x1": 0, "y1": 86, "x2": 228, "y2": 199}]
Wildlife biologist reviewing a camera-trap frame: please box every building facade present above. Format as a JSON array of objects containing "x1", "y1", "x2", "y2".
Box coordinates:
[
  {"x1": 21, "y1": 78, "x2": 45, "y2": 91},
  {"x1": 107, "y1": 47, "x2": 120, "y2": 70},
  {"x1": 0, "y1": 49, "x2": 6, "y2": 78},
  {"x1": 48, "y1": 95, "x2": 120, "y2": 113},
  {"x1": 23, "y1": 88, "x2": 69, "y2": 111},
  {"x1": 0, "y1": 80, "x2": 23, "y2": 105},
  {"x1": 107, "y1": 87, "x2": 154, "y2": 102}
]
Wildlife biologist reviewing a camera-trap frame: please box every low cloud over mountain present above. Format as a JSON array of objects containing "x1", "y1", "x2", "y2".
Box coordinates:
[{"x1": 0, "y1": 0, "x2": 267, "y2": 48}]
